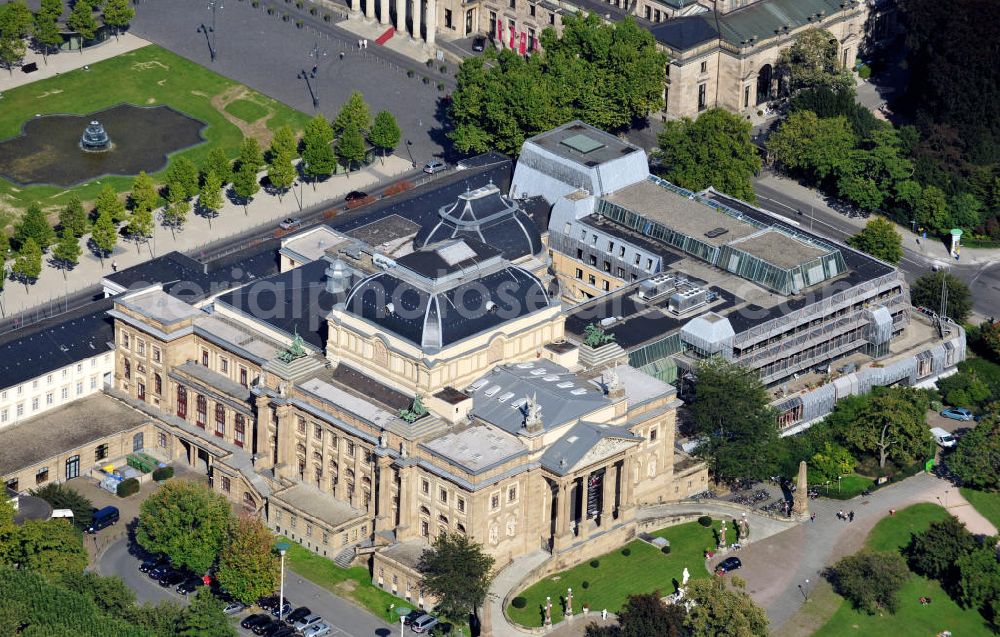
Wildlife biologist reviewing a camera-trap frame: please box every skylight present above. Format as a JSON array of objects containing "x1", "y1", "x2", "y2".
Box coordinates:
[{"x1": 561, "y1": 134, "x2": 605, "y2": 154}]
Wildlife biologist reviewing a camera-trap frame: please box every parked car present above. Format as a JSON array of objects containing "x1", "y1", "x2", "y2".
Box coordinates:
[
  {"x1": 471, "y1": 36, "x2": 486, "y2": 52},
  {"x1": 279, "y1": 217, "x2": 303, "y2": 230},
  {"x1": 148, "y1": 564, "x2": 171, "y2": 581},
  {"x1": 411, "y1": 614, "x2": 439, "y2": 633},
  {"x1": 242, "y1": 614, "x2": 270, "y2": 630},
  {"x1": 292, "y1": 613, "x2": 324, "y2": 632},
  {"x1": 285, "y1": 607, "x2": 312, "y2": 623},
  {"x1": 715, "y1": 556, "x2": 742, "y2": 574},
  {"x1": 930, "y1": 426, "x2": 957, "y2": 448},
  {"x1": 303, "y1": 622, "x2": 333, "y2": 637},
  {"x1": 941, "y1": 407, "x2": 974, "y2": 421},
  {"x1": 403, "y1": 610, "x2": 425, "y2": 626},
  {"x1": 223, "y1": 600, "x2": 246, "y2": 615},
  {"x1": 176, "y1": 577, "x2": 203, "y2": 595},
  {"x1": 158, "y1": 569, "x2": 186, "y2": 588},
  {"x1": 262, "y1": 622, "x2": 290, "y2": 637},
  {"x1": 138, "y1": 556, "x2": 166, "y2": 573},
  {"x1": 423, "y1": 160, "x2": 447, "y2": 174},
  {"x1": 270, "y1": 601, "x2": 293, "y2": 618},
  {"x1": 251, "y1": 618, "x2": 277, "y2": 635},
  {"x1": 345, "y1": 190, "x2": 368, "y2": 202},
  {"x1": 268, "y1": 626, "x2": 296, "y2": 637},
  {"x1": 86, "y1": 505, "x2": 119, "y2": 534},
  {"x1": 258, "y1": 595, "x2": 288, "y2": 612}
]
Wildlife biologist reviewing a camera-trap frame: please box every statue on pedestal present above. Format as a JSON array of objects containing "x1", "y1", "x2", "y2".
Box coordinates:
[
  {"x1": 544, "y1": 596, "x2": 552, "y2": 626},
  {"x1": 718, "y1": 521, "x2": 727, "y2": 549},
  {"x1": 566, "y1": 587, "x2": 573, "y2": 618},
  {"x1": 682, "y1": 567, "x2": 690, "y2": 587}
]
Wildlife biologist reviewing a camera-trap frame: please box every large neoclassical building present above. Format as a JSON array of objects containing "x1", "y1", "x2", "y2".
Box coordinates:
[{"x1": 105, "y1": 181, "x2": 707, "y2": 609}]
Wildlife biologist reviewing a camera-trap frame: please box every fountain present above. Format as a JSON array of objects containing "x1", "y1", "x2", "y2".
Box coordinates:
[{"x1": 80, "y1": 120, "x2": 112, "y2": 152}]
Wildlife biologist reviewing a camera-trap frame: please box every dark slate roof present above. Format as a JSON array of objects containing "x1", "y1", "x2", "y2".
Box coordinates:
[
  {"x1": 540, "y1": 421, "x2": 641, "y2": 475},
  {"x1": 650, "y1": 15, "x2": 720, "y2": 50},
  {"x1": 214, "y1": 259, "x2": 337, "y2": 350},
  {"x1": 396, "y1": 240, "x2": 503, "y2": 279},
  {"x1": 0, "y1": 298, "x2": 114, "y2": 390},
  {"x1": 330, "y1": 363, "x2": 411, "y2": 412},
  {"x1": 345, "y1": 260, "x2": 551, "y2": 350}
]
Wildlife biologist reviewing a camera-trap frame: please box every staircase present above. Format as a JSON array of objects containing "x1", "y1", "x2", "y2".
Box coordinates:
[
  {"x1": 333, "y1": 546, "x2": 355, "y2": 568},
  {"x1": 374, "y1": 27, "x2": 395, "y2": 46}
]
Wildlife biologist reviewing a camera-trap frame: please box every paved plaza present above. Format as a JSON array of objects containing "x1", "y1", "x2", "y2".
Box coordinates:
[{"x1": 130, "y1": 0, "x2": 453, "y2": 163}]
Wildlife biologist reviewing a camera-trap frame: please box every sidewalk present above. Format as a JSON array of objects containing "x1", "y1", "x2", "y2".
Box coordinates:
[
  {"x1": 0, "y1": 33, "x2": 150, "y2": 93},
  {"x1": 2, "y1": 154, "x2": 412, "y2": 316}
]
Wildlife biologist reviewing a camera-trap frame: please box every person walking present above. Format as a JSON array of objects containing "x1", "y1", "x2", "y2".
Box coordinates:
[
  {"x1": 111, "y1": 260, "x2": 118, "y2": 272},
  {"x1": 601, "y1": 609, "x2": 608, "y2": 620},
  {"x1": 849, "y1": 510, "x2": 855, "y2": 522},
  {"x1": 810, "y1": 513, "x2": 816, "y2": 522}
]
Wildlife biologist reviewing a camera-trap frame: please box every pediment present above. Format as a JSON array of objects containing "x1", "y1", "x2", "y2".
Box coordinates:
[{"x1": 573, "y1": 437, "x2": 638, "y2": 471}]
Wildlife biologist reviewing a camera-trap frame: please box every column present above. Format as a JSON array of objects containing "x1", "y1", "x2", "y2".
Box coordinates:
[
  {"x1": 411, "y1": 0, "x2": 421, "y2": 42},
  {"x1": 600, "y1": 467, "x2": 613, "y2": 525},
  {"x1": 275, "y1": 404, "x2": 295, "y2": 473},
  {"x1": 375, "y1": 457, "x2": 394, "y2": 533},
  {"x1": 365, "y1": 0, "x2": 375, "y2": 19},
  {"x1": 395, "y1": 0, "x2": 407, "y2": 36},
  {"x1": 255, "y1": 395, "x2": 273, "y2": 469},
  {"x1": 380, "y1": 0, "x2": 389, "y2": 24},
  {"x1": 425, "y1": 0, "x2": 436, "y2": 45},
  {"x1": 350, "y1": 0, "x2": 360, "y2": 13},
  {"x1": 621, "y1": 457, "x2": 634, "y2": 506},
  {"x1": 397, "y1": 465, "x2": 415, "y2": 536},
  {"x1": 558, "y1": 480, "x2": 572, "y2": 536}
]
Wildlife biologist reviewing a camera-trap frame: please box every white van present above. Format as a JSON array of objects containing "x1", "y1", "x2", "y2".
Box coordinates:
[{"x1": 930, "y1": 427, "x2": 957, "y2": 448}]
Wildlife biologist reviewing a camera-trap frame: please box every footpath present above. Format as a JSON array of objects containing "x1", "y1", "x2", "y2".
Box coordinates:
[{"x1": 0, "y1": 33, "x2": 150, "y2": 93}]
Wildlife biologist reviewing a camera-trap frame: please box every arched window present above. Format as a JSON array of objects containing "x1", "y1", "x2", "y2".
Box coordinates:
[
  {"x1": 438, "y1": 514, "x2": 449, "y2": 526},
  {"x1": 329, "y1": 459, "x2": 339, "y2": 474},
  {"x1": 756, "y1": 64, "x2": 773, "y2": 105},
  {"x1": 312, "y1": 451, "x2": 323, "y2": 464},
  {"x1": 346, "y1": 468, "x2": 355, "y2": 479},
  {"x1": 362, "y1": 475, "x2": 372, "y2": 488},
  {"x1": 196, "y1": 395, "x2": 207, "y2": 428},
  {"x1": 176, "y1": 386, "x2": 188, "y2": 419},
  {"x1": 123, "y1": 359, "x2": 131, "y2": 380},
  {"x1": 296, "y1": 443, "x2": 307, "y2": 456},
  {"x1": 419, "y1": 505, "x2": 431, "y2": 517},
  {"x1": 234, "y1": 414, "x2": 246, "y2": 447},
  {"x1": 456, "y1": 523, "x2": 466, "y2": 534},
  {"x1": 132, "y1": 432, "x2": 143, "y2": 452}
]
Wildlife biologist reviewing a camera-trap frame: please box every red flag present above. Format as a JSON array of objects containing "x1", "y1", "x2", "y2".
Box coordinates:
[
  {"x1": 509, "y1": 25, "x2": 515, "y2": 49},
  {"x1": 533, "y1": 34, "x2": 540, "y2": 53},
  {"x1": 519, "y1": 32, "x2": 527, "y2": 55}
]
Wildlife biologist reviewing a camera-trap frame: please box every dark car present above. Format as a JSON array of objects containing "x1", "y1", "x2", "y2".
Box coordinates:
[
  {"x1": 158, "y1": 569, "x2": 186, "y2": 588},
  {"x1": 270, "y1": 601, "x2": 293, "y2": 618},
  {"x1": 251, "y1": 618, "x2": 276, "y2": 635},
  {"x1": 176, "y1": 577, "x2": 203, "y2": 595},
  {"x1": 262, "y1": 621, "x2": 290, "y2": 637},
  {"x1": 148, "y1": 564, "x2": 171, "y2": 580},
  {"x1": 345, "y1": 191, "x2": 368, "y2": 202},
  {"x1": 270, "y1": 628, "x2": 298, "y2": 637},
  {"x1": 242, "y1": 614, "x2": 270, "y2": 630},
  {"x1": 138, "y1": 556, "x2": 166, "y2": 573},
  {"x1": 285, "y1": 607, "x2": 312, "y2": 623},
  {"x1": 404, "y1": 610, "x2": 425, "y2": 626},
  {"x1": 716, "y1": 556, "x2": 743, "y2": 574},
  {"x1": 471, "y1": 36, "x2": 486, "y2": 52}
]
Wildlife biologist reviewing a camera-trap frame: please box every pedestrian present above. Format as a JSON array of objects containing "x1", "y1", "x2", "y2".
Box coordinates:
[
  {"x1": 810, "y1": 513, "x2": 816, "y2": 522},
  {"x1": 601, "y1": 609, "x2": 607, "y2": 620},
  {"x1": 364, "y1": 38, "x2": 369, "y2": 48},
  {"x1": 837, "y1": 509, "x2": 844, "y2": 520},
  {"x1": 339, "y1": 51, "x2": 345, "y2": 60},
  {"x1": 890, "y1": 508, "x2": 896, "y2": 516},
  {"x1": 849, "y1": 510, "x2": 854, "y2": 522},
  {"x1": 111, "y1": 260, "x2": 118, "y2": 272}
]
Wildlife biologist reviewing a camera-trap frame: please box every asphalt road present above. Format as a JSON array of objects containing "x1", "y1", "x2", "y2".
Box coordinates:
[
  {"x1": 99, "y1": 536, "x2": 398, "y2": 637},
  {"x1": 752, "y1": 177, "x2": 1000, "y2": 320}
]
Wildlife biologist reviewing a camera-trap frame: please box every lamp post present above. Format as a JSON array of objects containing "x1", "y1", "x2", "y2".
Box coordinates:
[
  {"x1": 798, "y1": 578, "x2": 810, "y2": 601},
  {"x1": 197, "y1": 24, "x2": 215, "y2": 62},
  {"x1": 308, "y1": 43, "x2": 327, "y2": 108},
  {"x1": 276, "y1": 541, "x2": 290, "y2": 622},
  {"x1": 838, "y1": 475, "x2": 842, "y2": 494},
  {"x1": 400, "y1": 615, "x2": 405, "y2": 637}
]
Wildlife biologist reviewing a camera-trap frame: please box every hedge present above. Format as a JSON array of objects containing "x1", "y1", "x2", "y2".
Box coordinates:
[
  {"x1": 117, "y1": 478, "x2": 140, "y2": 498},
  {"x1": 698, "y1": 516, "x2": 712, "y2": 527},
  {"x1": 152, "y1": 466, "x2": 174, "y2": 481}
]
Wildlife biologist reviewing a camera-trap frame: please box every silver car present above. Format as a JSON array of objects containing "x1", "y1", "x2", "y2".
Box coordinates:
[
  {"x1": 411, "y1": 614, "x2": 439, "y2": 633},
  {"x1": 423, "y1": 160, "x2": 447, "y2": 174},
  {"x1": 302, "y1": 623, "x2": 332, "y2": 637},
  {"x1": 292, "y1": 613, "x2": 324, "y2": 632}
]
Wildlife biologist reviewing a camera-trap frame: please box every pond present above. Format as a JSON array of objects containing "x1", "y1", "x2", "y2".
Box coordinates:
[{"x1": 0, "y1": 104, "x2": 206, "y2": 187}]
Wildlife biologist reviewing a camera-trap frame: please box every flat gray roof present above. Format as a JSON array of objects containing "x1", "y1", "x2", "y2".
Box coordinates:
[
  {"x1": 380, "y1": 539, "x2": 430, "y2": 569},
  {"x1": 422, "y1": 425, "x2": 526, "y2": 473},
  {"x1": 273, "y1": 483, "x2": 365, "y2": 528},
  {"x1": 603, "y1": 180, "x2": 757, "y2": 246},
  {"x1": 120, "y1": 289, "x2": 203, "y2": 324},
  {"x1": 527, "y1": 121, "x2": 641, "y2": 168},
  {"x1": 0, "y1": 393, "x2": 148, "y2": 476},
  {"x1": 728, "y1": 229, "x2": 829, "y2": 268}
]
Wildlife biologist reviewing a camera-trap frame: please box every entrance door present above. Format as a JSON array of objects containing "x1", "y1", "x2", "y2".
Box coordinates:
[
  {"x1": 65, "y1": 455, "x2": 80, "y2": 480},
  {"x1": 133, "y1": 432, "x2": 144, "y2": 453},
  {"x1": 465, "y1": 9, "x2": 474, "y2": 36}
]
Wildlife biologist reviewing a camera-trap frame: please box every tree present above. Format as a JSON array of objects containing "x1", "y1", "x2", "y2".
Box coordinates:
[
  {"x1": 418, "y1": 532, "x2": 495, "y2": 621},
  {"x1": 203, "y1": 147, "x2": 233, "y2": 186},
  {"x1": 39, "y1": 0, "x2": 64, "y2": 20},
  {"x1": 59, "y1": 196, "x2": 88, "y2": 237},
  {"x1": 30, "y1": 483, "x2": 93, "y2": 532},
  {"x1": 231, "y1": 164, "x2": 260, "y2": 215},
  {"x1": 198, "y1": 170, "x2": 224, "y2": 225},
  {"x1": 136, "y1": 481, "x2": 232, "y2": 575},
  {"x1": 910, "y1": 270, "x2": 972, "y2": 322},
  {"x1": 980, "y1": 321, "x2": 1000, "y2": 362},
  {"x1": 949, "y1": 192, "x2": 984, "y2": 230},
  {"x1": 0, "y1": 31, "x2": 26, "y2": 76},
  {"x1": 828, "y1": 550, "x2": 910, "y2": 614},
  {"x1": 767, "y1": 112, "x2": 856, "y2": 186},
  {"x1": 269, "y1": 125, "x2": 298, "y2": 160},
  {"x1": 301, "y1": 114, "x2": 336, "y2": 188},
  {"x1": 216, "y1": 515, "x2": 279, "y2": 605},
  {"x1": 947, "y1": 416, "x2": 1000, "y2": 490},
  {"x1": 237, "y1": 137, "x2": 264, "y2": 174},
  {"x1": 32, "y1": 8, "x2": 62, "y2": 63},
  {"x1": 267, "y1": 150, "x2": 295, "y2": 202},
  {"x1": 166, "y1": 157, "x2": 200, "y2": 200},
  {"x1": 162, "y1": 188, "x2": 190, "y2": 238},
  {"x1": 15, "y1": 201, "x2": 55, "y2": 250},
  {"x1": 91, "y1": 208, "x2": 118, "y2": 266},
  {"x1": 16, "y1": 519, "x2": 88, "y2": 582},
  {"x1": 64, "y1": 571, "x2": 137, "y2": 619},
  {"x1": 937, "y1": 369, "x2": 991, "y2": 410},
  {"x1": 653, "y1": 108, "x2": 761, "y2": 203},
  {"x1": 12, "y1": 237, "x2": 42, "y2": 289},
  {"x1": 684, "y1": 576, "x2": 769, "y2": 637},
  {"x1": 101, "y1": 0, "x2": 134, "y2": 40},
  {"x1": 915, "y1": 185, "x2": 951, "y2": 235},
  {"x1": 1, "y1": 0, "x2": 33, "y2": 38},
  {"x1": 336, "y1": 124, "x2": 367, "y2": 173},
  {"x1": 95, "y1": 184, "x2": 127, "y2": 225},
  {"x1": 843, "y1": 387, "x2": 930, "y2": 469},
  {"x1": 905, "y1": 516, "x2": 979, "y2": 586},
  {"x1": 178, "y1": 588, "x2": 236, "y2": 637},
  {"x1": 615, "y1": 591, "x2": 685, "y2": 637},
  {"x1": 847, "y1": 217, "x2": 903, "y2": 264},
  {"x1": 955, "y1": 543, "x2": 1000, "y2": 611},
  {"x1": 66, "y1": 0, "x2": 97, "y2": 46},
  {"x1": 332, "y1": 90, "x2": 372, "y2": 135},
  {"x1": 369, "y1": 110, "x2": 401, "y2": 163},
  {"x1": 128, "y1": 172, "x2": 156, "y2": 250},
  {"x1": 52, "y1": 227, "x2": 81, "y2": 277},
  {"x1": 809, "y1": 442, "x2": 856, "y2": 483},
  {"x1": 777, "y1": 28, "x2": 854, "y2": 94},
  {"x1": 690, "y1": 357, "x2": 779, "y2": 481}
]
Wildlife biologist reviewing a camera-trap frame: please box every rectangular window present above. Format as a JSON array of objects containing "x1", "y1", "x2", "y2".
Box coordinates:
[
  {"x1": 31, "y1": 398, "x2": 38, "y2": 411},
  {"x1": 589, "y1": 255, "x2": 597, "y2": 266},
  {"x1": 457, "y1": 498, "x2": 465, "y2": 512},
  {"x1": 0, "y1": 409, "x2": 6, "y2": 423},
  {"x1": 16, "y1": 404, "x2": 24, "y2": 417},
  {"x1": 152, "y1": 347, "x2": 161, "y2": 363},
  {"x1": 422, "y1": 479, "x2": 430, "y2": 495},
  {"x1": 35, "y1": 468, "x2": 49, "y2": 484},
  {"x1": 137, "y1": 340, "x2": 145, "y2": 356},
  {"x1": 76, "y1": 382, "x2": 83, "y2": 395},
  {"x1": 346, "y1": 441, "x2": 355, "y2": 457},
  {"x1": 490, "y1": 493, "x2": 500, "y2": 510},
  {"x1": 158, "y1": 432, "x2": 167, "y2": 448},
  {"x1": 95, "y1": 444, "x2": 109, "y2": 461},
  {"x1": 439, "y1": 488, "x2": 448, "y2": 504},
  {"x1": 239, "y1": 367, "x2": 248, "y2": 387},
  {"x1": 509, "y1": 0, "x2": 515, "y2": 8},
  {"x1": 90, "y1": 376, "x2": 98, "y2": 390},
  {"x1": 529, "y1": 2, "x2": 535, "y2": 15},
  {"x1": 700, "y1": 60, "x2": 707, "y2": 73},
  {"x1": 221, "y1": 476, "x2": 231, "y2": 493},
  {"x1": 576, "y1": 248, "x2": 583, "y2": 259},
  {"x1": 603, "y1": 260, "x2": 611, "y2": 272},
  {"x1": 644, "y1": 5, "x2": 651, "y2": 18},
  {"x1": 650, "y1": 427, "x2": 658, "y2": 441},
  {"x1": 122, "y1": 333, "x2": 130, "y2": 349},
  {"x1": 575, "y1": 268, "x2": 583, "y2": 280},
  {"x1": 235, "y1": 415, "x2": 246, "y2": 447},
  {"x1": 220, "y1": 358, "x2": 228, "y2": 374},
  {"x1": 508, "y1": 485, "x2": 518, "y2": 503},
  {"x1": 549, "y1": 11, "x2": 555, "y2": 24},
  {"x1": 215, "y1": 403, "x2": 225, "y2": 437},
  {"x1": 617, "y1": 267, "x2": 625, "y2": 278},
  {"x1": 46, "y1": 392, "x2": 53, "y2": 405},
  {"x1": 60, "y1": 387, "x2": 68, "y2": 400},
  {"x1": 314, "y1": 424, "x2": 323, "y2": 439},
  {"x1": 698, "y1": 83, "x2": 707, "y2": 110},
  {"x1": 588, "y1": 274, "x2": 596, "y2": 286},
  {"x1": 603, "y1": 280, "x2": 611, "y2": 291},
  {"x1": 297, "y1": 416, "x2": 306, "y2": 434}
]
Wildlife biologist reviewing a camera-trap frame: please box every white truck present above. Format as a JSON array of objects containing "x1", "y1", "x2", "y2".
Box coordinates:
[{"x1": 930, "y1": 427, "x2": 957, "y2": 448}]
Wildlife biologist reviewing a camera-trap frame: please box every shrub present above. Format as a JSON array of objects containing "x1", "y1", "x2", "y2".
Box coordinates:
[
  {"x1": 511, "y1": 596, "x2": 526, "y2": 609},
  {"x1": 281, "y1": 13, "x2": 290, "y2": 21},
  {"x1": 310, "y1": 6, "x2": 317, "y2": 14},
  {"x1": 422, "y1": 77, "x2": 430, "y2": 85},
  {"x1": 858, "y1": 64, "x2": 872, "y2": 80},
  {"x1": 323, "y1": 11, "x2": 331, "y2": 20},
  {"x1": 698, "y1": 516, "x2": 712, "y2": 527},
  {"x1": 117, "y1": 478, "x2": 140, "y2": 498},
  {"x1": 406, "y1": 70, "x2": 415, "y2": 78},
  {"x1": 590, "y1": 559, "x2": 600, "y2": 568},
  {"x1": 440, "y1": 64, "x2": 448, "y2": 74},
  {"x1": 295, "y1": 0, "x2": 303, "y2": 6},
  {"x1": 251, "y1": 0, "x2": 259, "y2": 6},
  {"x1": 437, "y1": 82, "x2": 445, "y2": 91},
  {"x1": 661, "y1": 545, "x2": 671, "y2": 554},
  {"x1": 152, "y1": 466, "x2": 174, "y2": 481},
  {"x1": 581, "y1": 581, "x2": 590, "y2": 589},
  {"x1": 266, "y1": 5, "x2": 275, "y2": 14},
  {"x1": 296, "y1": 18, "x2": 303, "y2": 27},
  {"x1": 829, "y1": 550, "x2": 909, "y2": 615},
  {"x1": 621, "y1": 548, "x2": 631, "y2": 557},
  {"x1": 426, "y1": 59, "x2": 434, "y2": 67}
]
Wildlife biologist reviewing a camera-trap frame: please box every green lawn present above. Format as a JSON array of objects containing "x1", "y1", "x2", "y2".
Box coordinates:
[
  {"x1": 224, "y1": 98, "x2": 271, "y2": 124},
  {"x1": 278, "y1": 536, "x2": 412, "y2": 624},
  {"x1": 0, "y1": 44, "x2": 310, "y2": 212},
  {"x1": 960, "y1": 487, "x2": 1000, "y2": 530},
  {"x1": 506, "y1": 520, "x2": 720, "y2": 628},
  {"x1": 813, "y1": 474, "x2": 875, "y2": 501},
  {"x1": 812, "y1": 503, "x2": 991, "y2": 636}
]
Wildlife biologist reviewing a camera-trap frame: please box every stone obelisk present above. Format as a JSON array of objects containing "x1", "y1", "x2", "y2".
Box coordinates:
[{"x1": 792, "y1": 460, "x2": 809, "y2": 519}]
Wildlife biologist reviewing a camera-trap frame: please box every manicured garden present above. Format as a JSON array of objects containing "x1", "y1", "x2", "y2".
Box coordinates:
[
  {"x1": 812, "y1": 473, "x2": 875, "y2": 500},
  {"x1": 960, "y1": 487, "x2": 1000, "y2": 530},
  {"x1": 506, "y1": 519, "x2": 722, "y2": 627},
  {"x1": 0, "y1": 44, "x2": 310, "y2": 209},
  {"x1": 812, "y1": 503, "x2": 991, "y2": 637}
]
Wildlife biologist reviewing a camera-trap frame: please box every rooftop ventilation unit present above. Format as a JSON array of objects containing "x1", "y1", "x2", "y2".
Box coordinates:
[
  {"x1": 704, "y1": 227, "x2": 729, "y2": 239},
  {"x1": 638, "y1": 273, "x2": 677, "y2": 301},
  {"x1": 570, "y1": 388, "x2": 588, "y2": 395},
  {"x1": 497, "y1": 392, "x2": 516, "y2": 402},
  {"x1": 557, "y1": 381, "x2": 574, "y2": 389},
  {"x1": 483, "y1": 385, "x2": 502, "y2": 397},
  {"x1": 467, "y1": 379, "x2": 488, "y2": 392},
  {"x1": 669, "y1": 287, "x2": 709, "y2": 315}
]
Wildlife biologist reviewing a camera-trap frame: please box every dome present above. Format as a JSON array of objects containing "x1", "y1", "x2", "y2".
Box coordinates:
[{"x1": 414, "y1": 184, "x2": 543, "y2": 261}]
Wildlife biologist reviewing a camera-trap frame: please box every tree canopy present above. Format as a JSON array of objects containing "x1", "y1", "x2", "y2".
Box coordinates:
[
  {"x1": 767, "y1": 111, "x2": 856, "y2": 186},
  {"x1": 67, "y1": 0, "x2": 98, "y2": 41},
  {"x1": 216, "y1": 516, "x2": 279, "y2": 605},
  {"x1": 53, "y1": 227, "x2": 82, "y2": 274},
  {"x1": 177, "y1": 588, "x2": 236, "y2": 637},
  {"x1": 847, "y1": 217, "x2": 903, "y2": 264},
  {"x1": 96, "y1": 183, "x2": 128, "y2": 224},
  {"x1": 12, "y1": 237, "x2": 42, "y2": 286},
  {"x1": 418, "y1": 532, "x2": 495, "y2": 621},
  {"x1": 59, "y1": 196, "x2": 88, "y2": 238},
  {"x1": 15, "y1": 202, "x2": 55, "y2": 251},
  {"x1": 654, "y1": 108, "x2": 761, "y2": 203},
  {"x1": 301, "y1": 114, "x2": 336, "y2": 186},
  {"x1": 332, "y1": 91, "x2": 372, "y2": 135},
  {"x1": 828, "y1": 550, "x2": 910, "y2": 615},
  {"x1": 684, "y1": 576, "x2": 769, "y2": 637},
  {"x1": 777, "y1": 28, "x2": 854, "y2": 94},
  {"x1": 336, "y1": 124, "x2": 367, "y2": 172},
  {"x1": 910, "y1": 270, "x2": 972, "y2": 323},
  {"x1": 136, "y1": 481, "x2": 232, "y2": 574},
  {"x1": 843, "y1": 387, "x2": 930, "y2": 469},
  {"x1": 947, "y1": 415, "x2": 1000, "y2": 490},
  {"x1": 369, "y1": 110, "x2": 401, "y2": 161},
  {"x1": 449, "y1": 13, "x2": 667, "y2": 155}
]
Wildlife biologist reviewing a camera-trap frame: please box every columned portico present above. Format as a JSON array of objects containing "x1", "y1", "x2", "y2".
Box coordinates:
[
  {"x1": 380, "y1": 0, "x2": 389, "y2": 24},
  {"x1": 425, "y1": 0, "x2": 436, "y2": 44},
  {"x1": 365, "y1": 0, "x2": 375, "y2": 20},
  {"x1": 350, "y1": 0, "x2": 360, "y2": 13},
  {"x1": 412, "y1": 0, "x2": 421, "y2": 43},
  {"x1": 395, "y1": 0, "x2": 406, "y2": 37}
]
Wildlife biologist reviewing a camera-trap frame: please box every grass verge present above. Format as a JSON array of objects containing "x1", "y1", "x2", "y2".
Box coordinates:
[{"x1": 960, "y1": 487, "x2": 1000, "y2": 530}]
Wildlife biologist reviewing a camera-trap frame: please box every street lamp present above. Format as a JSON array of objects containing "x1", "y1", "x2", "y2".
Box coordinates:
[
  {"x1": 400, "y1": 615, "x2": 405, "y2": 637},
  {"x1": 276, "y1": 541, "x2": 290, "y2": 622},
  {"x1": 838, "y1": 475, "x2": 842, "y2": 494},
  {"x1": 197, "y1": 24, "x2": 215, "y2": 62},
  {"x1": 798, "y1": 578, "x2": 810, "y2": 601},
  {"x1": 305, "y1": 43, "x2": 328, "y2": 108}
]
